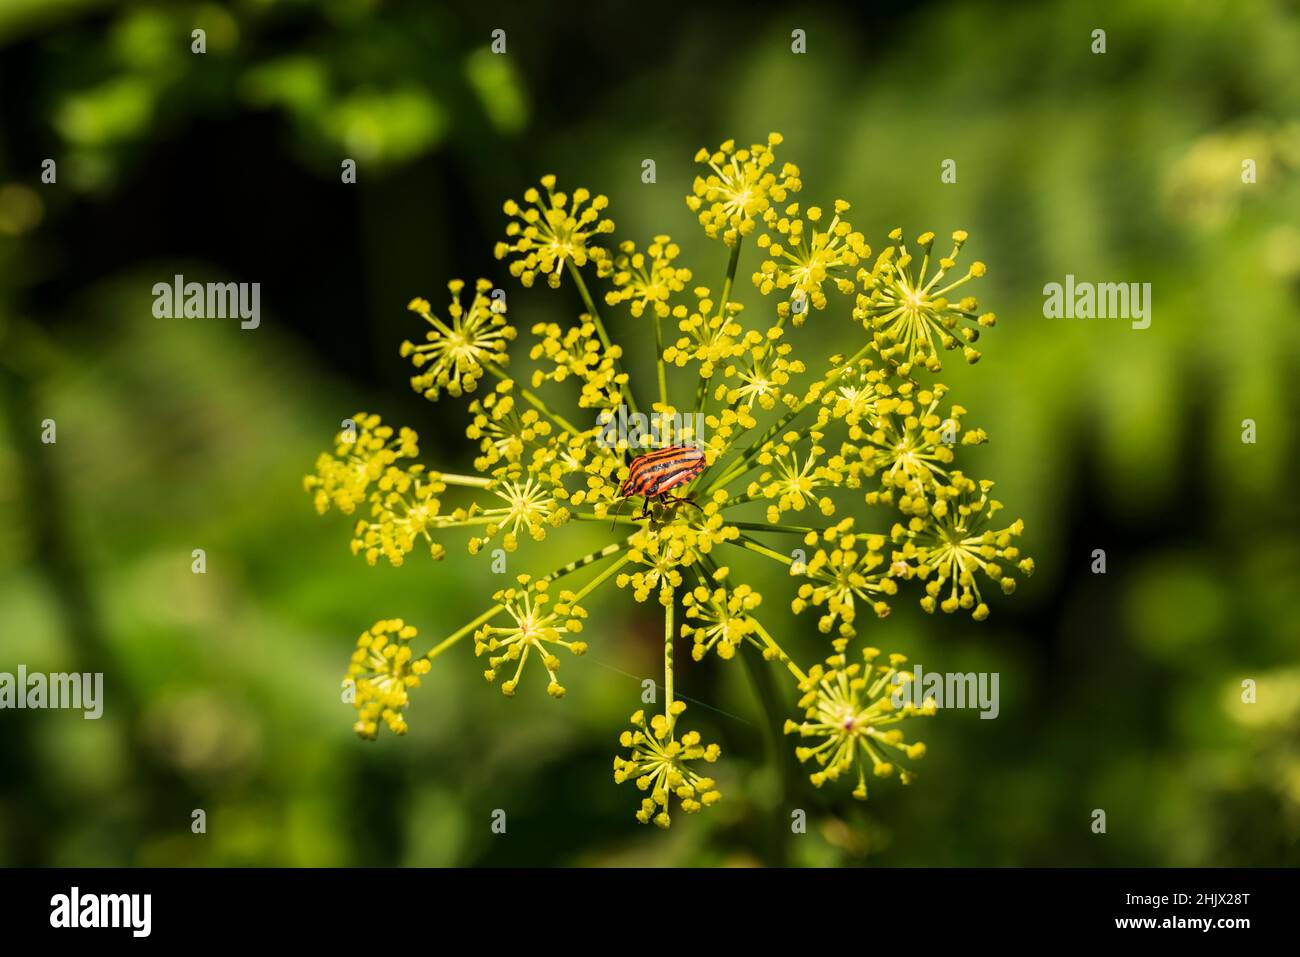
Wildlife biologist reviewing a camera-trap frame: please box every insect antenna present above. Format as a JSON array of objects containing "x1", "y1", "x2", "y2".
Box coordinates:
[{"x1": 608, "y1": 495, "x2": 628, "y2": 533}]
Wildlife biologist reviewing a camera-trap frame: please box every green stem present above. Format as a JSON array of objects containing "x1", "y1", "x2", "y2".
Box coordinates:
[
  {"x1": 693, "y1": 372, "x2": 708, "y2": 418},
  {"x1": 426, "y1": 515, "x2": 503, "y2": 527},
  {"x1": 424, "y1": 605, "x2": 504, "y2": 661},
  {"x1": 544, "y1": 537, "x2": 633, "y2": 583},
  {"x1": 749, "y1": 617, "x2": 808, "y2": 684},
  {"x1": 732, "y1": 534, "x2": 796, "y2": 567},
  {"x1": 652, "y1": 313, "x2": 668, "y2": 409},
  {"x1": 726, "y1": 520, "x2": 821, "y2": 535},
  {"x1": 438, "y1": 473, "x2": 493, "y2": 488},
  {"x1": 567, "y1": 550, "x2": 632, "y2": 603},
  {"x1": 569, "y1": 511, "x2": 815, "y2": 535},
  {"x1": 571, "y1": 512, "x2": 645, "y2": 528},
  {"x1": 664, "y1": 586, "x2": 676, "y2": 718},
  {"x1": 422, "y1": 538, "x2": 632, "y2": 660},
  {"x1": 719, "y1": 239, "x2": 743, "y2": 310}
]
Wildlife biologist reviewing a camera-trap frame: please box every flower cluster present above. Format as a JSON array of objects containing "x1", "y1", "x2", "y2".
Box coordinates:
[
  {"x1": 345, "y1": 619, "x2": 431, "y2": 739},
  {"x1": 614, "y1": 703, "x2": 721, "y2": 827},
  {"x1": 494, "y1": 176, "x2": 614, "y2": 288},
  {"x1": 686, "y1": 133, "x2": 801, "y2": 245},
  {"x1": 605, "y1": 236, "x2": 692, "y2": 318},
  {"x1": 755, "y1": 200, "x2": 869, "y2": 322},
  {"x1": 854, "y1": 229, "x2": 997, "y2": 373},
  {"x1": 475, "y1": 575, "x2": 588, "y2": 698},
  {"x1": 304, "y1": 413, "x2": 419, "y2": 516},
  {"x1": 787, "y1": 646, "x2": 933, "y2": 798},
  {"x1": 402, "y1": 279, "x2": 515, "y2": 400},
  {"x1": 308, "y1": 134, "x2": 1032, "y2": 827}
]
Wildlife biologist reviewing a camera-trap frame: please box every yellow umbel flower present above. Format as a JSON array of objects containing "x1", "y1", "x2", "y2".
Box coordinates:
[
  {"x1": 307, "y1": 133, "x2": 1034, "y2": 831},
  {"x1": 686, "y1": 132, "x2": 801, "y2": 245},
  {"x1": 495, "y1": 175, "x2": 614, "y2": 288},
  {"x1": 304, "y1": 412, "x2": 418, "y2": 515},
  {"x1": 663, "y1": 285, "x2": 757, "y2": 378},
  {"x1": 856, "y1": 229, "x2": 996, "y2": 373},
  {"x1": 529, "y1": 319, "x2": 627, "y2": 409},
  {"x1": 786, "y1": 647, "x2": 932, "y2": 799},
  {"x1": 751, "y1": 429, "x2": 842, "y2": 524},
  {"x1": 754, "y1": 200, "x2": 869, "y2": 323},
  {"x1": 466, "y1": 384, "x2": 553, "y2": 474},
  {"x1": 402, "y1": 279, "x2": 516, "y2": 400},
  {"x1": 605, "y1": 236, "x2": 692, "y2": 318},
  {"x1": 345, "y1": 619, "x2": 432, "y2": 739},
  {"x1": 467, "y1": 476, "x2": 570, "y2": 553},
  {"x1": 890, "y1": 472, "x2": 1035, "y2": 620},
  {"x1": 681, "y1": 580, "x2": 761, "y2": 661},
  {"x1": 350, "y1": 464, "x2": 448, "y2": 566},
  {"x1": 793, "y1": 521, "x2": 898, "y2": 638},
  {"x1": 717, "y1": 338, "x2": 804, "y2": 413},
  {"x1": 614, "y1": 703, "x2": 722, "y2": 827},
  {"x1": 475, "y1": 576, "x2": 588, "y2": 698},
  {"x1": 843, "y1": 383, "x2": 987, "y2": 515}
]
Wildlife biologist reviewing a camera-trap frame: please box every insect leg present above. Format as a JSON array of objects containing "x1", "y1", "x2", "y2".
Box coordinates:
[{"x1": 663, "y1": 493, "x2": 705, "y2": 515}]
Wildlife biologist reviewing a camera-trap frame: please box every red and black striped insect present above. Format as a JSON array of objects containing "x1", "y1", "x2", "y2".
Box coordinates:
[{"x1": 610, "y1": 445, "x2": 707, "y2": 525}]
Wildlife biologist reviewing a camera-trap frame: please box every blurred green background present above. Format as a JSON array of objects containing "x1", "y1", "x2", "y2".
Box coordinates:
[{"x1": 1, "y1": 0, "x2": 1297, "y2": 867}]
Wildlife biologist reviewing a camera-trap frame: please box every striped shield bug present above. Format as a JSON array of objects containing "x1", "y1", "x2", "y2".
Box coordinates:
[{"x1": 611, "y1": 444, "x2": 707, "y2": 525}]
